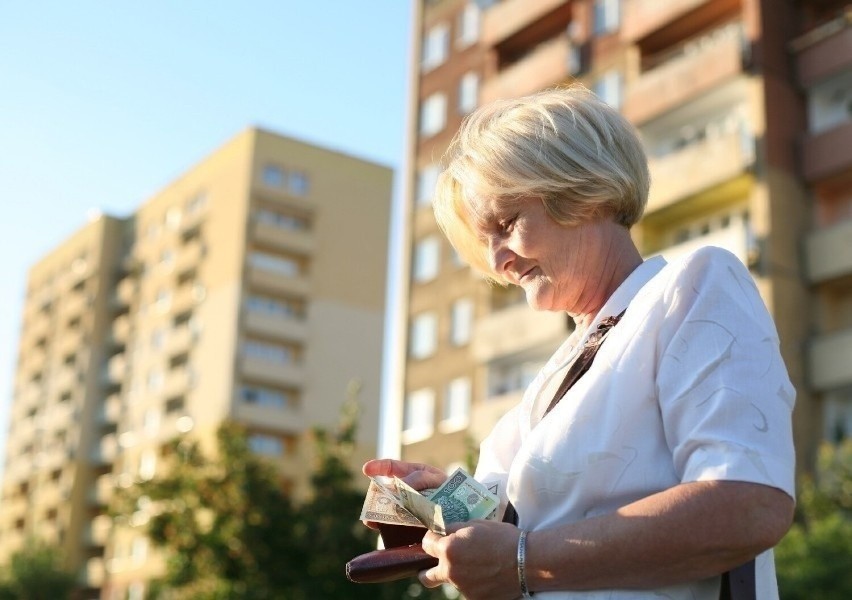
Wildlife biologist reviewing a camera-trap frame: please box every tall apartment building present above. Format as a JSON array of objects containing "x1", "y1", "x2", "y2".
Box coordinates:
[
  {"x1": 1, "y1": 128, "x2": 393, "y2": 598},
  {"x1": 394, "y1": 0, "x2": 852, "y2": 478}
]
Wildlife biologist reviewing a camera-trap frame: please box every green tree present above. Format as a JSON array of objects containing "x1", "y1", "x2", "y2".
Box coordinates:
[
  {"x1": 117, "y1": 383, "x2": 451, "y2": 599},
  {"x1": 776, "y1": 440, "x2": 852, "y2": 599},
  {"x1": 0, "y1": 541, "x2": 76, "y2": 600},
  {"x1": 114, "y1": 422, "x2": 302, "y2": 599}
]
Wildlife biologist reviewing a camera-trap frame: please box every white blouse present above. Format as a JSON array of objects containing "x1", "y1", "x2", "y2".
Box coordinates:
[{"x1": 475, "y1": 246, "x2": 796, "y2": 600}]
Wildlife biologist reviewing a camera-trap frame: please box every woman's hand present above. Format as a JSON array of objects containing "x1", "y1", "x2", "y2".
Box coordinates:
[
  {"x1": 361, "y1": 459, "x2": 448, "y2": 530},
  {"x1": 420, "y1": 520, "x2": 522, "y2": 600}
]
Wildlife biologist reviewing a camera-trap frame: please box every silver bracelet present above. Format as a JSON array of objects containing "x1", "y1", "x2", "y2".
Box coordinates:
[{"x1": 517, "y1": 529, "x2": 533, "y2": 598}]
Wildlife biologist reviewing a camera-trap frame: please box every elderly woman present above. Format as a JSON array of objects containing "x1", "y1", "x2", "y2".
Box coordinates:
[{"x1": 364, "y1": 85, "x2": 795, "y2": 599}]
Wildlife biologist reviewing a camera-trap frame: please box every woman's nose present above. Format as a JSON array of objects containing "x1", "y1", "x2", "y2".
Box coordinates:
[{"x1": 488, "y1": 235, "x2": 513, "y2": 275}]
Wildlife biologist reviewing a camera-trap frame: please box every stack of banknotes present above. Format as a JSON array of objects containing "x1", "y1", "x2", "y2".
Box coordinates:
[{"x1": 359, "y1": 467, "x2": 499, "y2": 535}]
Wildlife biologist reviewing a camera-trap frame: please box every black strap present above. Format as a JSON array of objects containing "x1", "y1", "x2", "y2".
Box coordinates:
[{"x1": 501, "y1": 309, "x2": 756, "y2": 599}]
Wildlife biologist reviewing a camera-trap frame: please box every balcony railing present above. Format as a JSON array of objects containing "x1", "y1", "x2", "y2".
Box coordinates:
[
  {"x1": 246, "y1": 264, "x2": 310, "y2": 297},
  {"x1": 809, "y1": 326, "x2": 852, "y2": 391},
  {"x1": 802, "y1": 121, "x2": 852, "y2": 182},
  {"x1": 472, "y1": 302, "x2": 571, "y2": 363},
  {"x1": 623, "y1": 25, "x2": 745, "y2": 124},
  {"x1": 482, "y1": 33, "x2": 576, "y2": 104},
  {"x1": 240, "y1": 356, "x2": 305, "y2": 387},
  {"x1": 244, "y1": 310, "x2": 308, "y2": 342},
  {"x1": 646, "y1": 125, "x2": 754, "y2": 214},
  {"x1": 481, "y1": 0, "x2": 570, "y2": 47},
  {"x1": 652, "y1": 218, "x2": 751, "y2": 266},
  {"x1": 805, "y1": 218, "x2": 852, "y2": 284},
  {"x1": 233, "y1": 400, "x2": 304, "y2": 433},
  {"x1": 252, "y1": 221, "x2": 315, "y2": 255},
  {"x1": 621, "y1": 0, "x2": 710, "y2": 43}
]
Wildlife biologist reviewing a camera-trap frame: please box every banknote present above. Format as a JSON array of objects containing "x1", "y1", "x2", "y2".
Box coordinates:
[
  {"x1": 359, "y1": 480, "x2": 423, "y2": 527},
  {"x1": 398, "y1": 468, "x2": 499, "y2": 534}
]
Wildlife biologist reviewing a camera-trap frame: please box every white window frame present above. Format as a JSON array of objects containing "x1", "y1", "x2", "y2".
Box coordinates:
[
  {"x1": 458, "y1": 71, "x2": 479, "y2": 115},
  {"x1": 456, "y1": 4, "x2": 481, "y2": 48},
  {"x1": 416, "y1": 164, "x2": 441, "y2": 207},
  {"x1": 410, "y1": 312, "x2": 438, "y2": 359},
  {"x1": 421, "y1": 23, "x2": 450, "y2": 71},
  {"x1": 413, "y1": 236, "x2": 441, "y2": 283},
  {"x1": 440, "y1": 376, "x2": 471, "y2": 433},
  {"x1": 402, "y1": 388, "x2": 435, "y2": 444},
  {"x1": 450, "y1": 297, "x2": 474, "y2": 346},
  {"x1": 593, "y1": 0, "x2": 621, "y2": 36},
  {"x1": 420, "y1": 93, "x2": 447, "y2": 138}
]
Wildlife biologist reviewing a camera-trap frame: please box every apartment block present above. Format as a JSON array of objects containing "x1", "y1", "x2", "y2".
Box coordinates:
[
  {"x1": 1, "y1": 128, "x2": 392, "y2": 598},
  {"x1": 395, "y1": 0, "x2": 851, "y2": 477}
]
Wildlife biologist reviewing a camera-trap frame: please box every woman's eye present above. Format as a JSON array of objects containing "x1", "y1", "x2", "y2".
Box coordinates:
[{"x1": 499, "y1": 216, "x2": 517, "y2": 233}]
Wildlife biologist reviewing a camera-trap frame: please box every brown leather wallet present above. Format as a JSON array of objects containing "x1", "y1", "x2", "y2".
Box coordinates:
[{"x1": 346, "y1": 543, "x2": 439, "y2": 583}]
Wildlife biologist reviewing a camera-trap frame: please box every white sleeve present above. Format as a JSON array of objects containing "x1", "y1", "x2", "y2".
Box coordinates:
[
  {"x1": 475, "y1": 404, "x2": 523, "y2": 517},
  {"x1": 655, "y1": 247, "x2": 796, "y2": 498}
]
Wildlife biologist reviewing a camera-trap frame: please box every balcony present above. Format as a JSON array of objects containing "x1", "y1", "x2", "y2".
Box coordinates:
[
  {"x1": 809, "y1": 327, "x2": 852, "y2": 391},
  {"x1": 794, "y1": 15, "x2": 852, "y2": 89},
  {"x1": 171, "y1": 285, "x2": 202, "y2": 315},
  {"x1": 233, "y1": 400, "x2": 304, "y2": 433},
  {"x1": 54, "y1": 366, "x2": 82, "y2": 394},
  {"x1": 55, "y1": 326, "x2": 85, "y2": 360},
  {"x1": 481, "y1": 0, "x2": 571, "y2": 47},
  {"x1": 623, "y1": 26, "x2": 745, "y2": 125},
  {"x1": 482, "y1": 33, "x2": 575, "y2": 104},
  {"x1": 244, "y1": 310, "x2": 307, "y2": 342},
  {"x1": 806, "y1": 218, "x2": 852, "y2": 283},
  {"x1": 621, "y1": 0, "x2": 712, "y2": 43},
  {"x1": 98, "y1": 433, "x2": 118, "y2": 464},
  {"x1": 86, "y1": 514, "x2": 112, "y2": 547},
  {"x1": 174, "y1": 242, "x2": 204, "y2": 276},
  {"x1": 164, "y1": 368, "x2": 194, "y2": 398},
  {"x1": 165, "y1": 326, "x2": 196, "y2": 357},
  {"x1": 240, "y1": 356, "x2": 304, "y2": 388},
  {"x1": 90, "y1": 474, "x2": 114, "y2": 506},
  {"x1": 472, "y1": 302, "x2": 571, "y2": 363},
  {"x1": 106, "y1": 355, "x2": 126, "y2": 386},
  {"x1": 252, "y1": 221, "x2": 314, "y2": 255},
  {"x1": 100, "y1": 394, "x2": 122, "y2": 425},
  {"x1": 246, "y1": 265, "x2": 310, "y2": 297},
  {"x1": 646, "y1": 127, "x2": 754, "y2": 214},
  {"x1": 61, "y1": 291, "x2": 90, "y2": 319},
  {"x1": 653, "y1": 219, "x2": 751, "y2": 266},
  {"x1": 802, "y1": 121, "x2": 852, "y2": 183},
  {"x1": 469, "y1": 391, "x2": 523, "y2": 444},
  {"x1": 111, "y1": 315, "x2": 131, "y2": 346}
]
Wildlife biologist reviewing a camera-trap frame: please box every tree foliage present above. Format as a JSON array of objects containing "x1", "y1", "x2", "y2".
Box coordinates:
[
  {"x1": 118, "y1": 383, "x2": 449, "y2": 599},
  {"x1": 776, "y1": 440, "x2": 852, "y2": 599},
  {"x1": 0, "y1": 540, "x2": 76, "y2": 600}
]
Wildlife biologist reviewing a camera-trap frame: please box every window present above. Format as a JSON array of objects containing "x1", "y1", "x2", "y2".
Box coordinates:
[
  {"x1": 262, "y1": 164, "x2": 286, "y2": 187},
  {"x1": 155, "y1": 289, "x2": 172, "y2": 312},
  {"x1": 413, "y1": 236, "x2": 441, "y2": 282},
  {"x1": 240, "y1": 385, "x2": 292, "y2": 409},
  {"x1": 442, "y1": 376, "x2": 471, "y2": 431},
  {"x1": 147, "y1": 369, "x2": 164, "y2": 392},
  {"x1": 420, "y1": 93, "x2": 447, "y2": 137},
  {"x1": 165, "y1": 207, "x2": 182, "y2": 230},
  {"x1": 403, "y1": 388, "x2": 435, "y2": 443},
  {"x1": 410, "y1": 312, "x2": 438, "y2": 359},
  {"x1": 458, "y1": 72, "x2": 479, "y2": 115},
  {"x1": 288, "y1": 171, "x2": 310, "y2": 196},
  {"x1": 249, "y1": 433, "x2": 284, "y2": 456},
  {"x1": 593, "y1": 0, "x2": 621, "y2": 35},
  {"x1": 248, "y1": 251, "x2": 300, "y2": 277},
  {"x1": 593, "y1": 70, "x2": 623, "y2": 110},
  {"x1": 456, "y1": 4, "x2": 480, "y2": 48},
  {"x1": 416, "y1": 164, "x2": 441, "y2": 206},
  {"x1": 450, "y1": 298, "x2": 474, "y2": 346},
  {"x1": 421, "y1": 23, "x2": 449, "y2": 71},
  {"x1": 243, "y1": 340, "x2": 294, "y2": 364}
]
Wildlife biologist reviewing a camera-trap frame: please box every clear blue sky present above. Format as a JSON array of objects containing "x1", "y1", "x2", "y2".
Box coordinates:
[{"x1": 0, "y1": 3, "x2": 414, "y2": 463}]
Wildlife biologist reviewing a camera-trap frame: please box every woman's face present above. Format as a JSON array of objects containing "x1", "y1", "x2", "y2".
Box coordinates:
[{"x1": 468, "y1": 194, "x2": 616, "y2": 315}]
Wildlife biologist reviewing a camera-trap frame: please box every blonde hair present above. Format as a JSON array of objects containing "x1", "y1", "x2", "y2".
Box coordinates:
[{"x1": 433, "y1": 85, "x2": 649, "y2": 280}]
